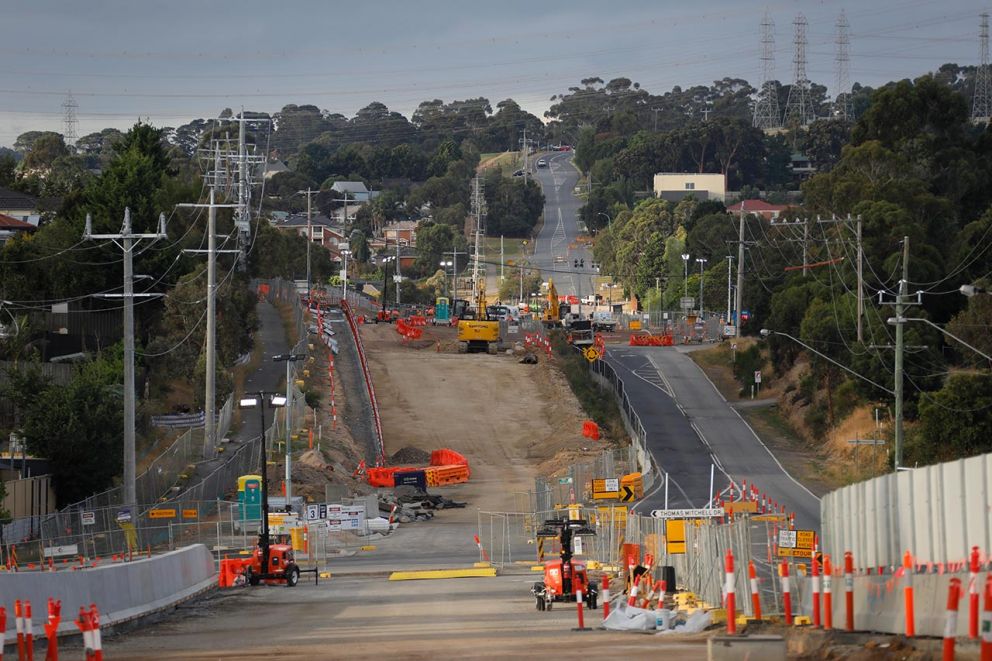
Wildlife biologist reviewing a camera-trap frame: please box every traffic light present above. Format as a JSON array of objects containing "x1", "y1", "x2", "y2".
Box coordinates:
[
  {"x1": 574, "y1": 259, "x2": 579, "y2": 268},
  {"x1": 580, "y1": 259, "x2": 584, "y2": 268}
]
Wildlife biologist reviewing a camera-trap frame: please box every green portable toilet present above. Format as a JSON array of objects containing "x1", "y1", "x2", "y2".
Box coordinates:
[{"x1": 238, "y1": 474, "x2": 263, "y2": 523}]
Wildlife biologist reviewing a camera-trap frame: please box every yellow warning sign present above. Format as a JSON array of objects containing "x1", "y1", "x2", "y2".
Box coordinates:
[
  {"x1": 596, "y1": 505, "x2": 628, "y2": 525},
  {"x1": 148, "y1": 508, "x2": 177, "y2": 519},
  {"x1": 665, "y1": 519, "x2": 687, "y2": 555},
  {"x1": 723, "y1": 500, "x2": 758, "y2": 514},
  {"x1": 592, "y1": 478, "x2": 620, "y2": 500},
  {"x1": 182, "y1": 508, "x2": 198, "y2": 519}
]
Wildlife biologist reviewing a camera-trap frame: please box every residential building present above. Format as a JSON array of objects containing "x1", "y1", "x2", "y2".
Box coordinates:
[
  {"x1": 0, "y1": 213, "x2": 37, "y2": 244},
  {"x1": 653, "y1": 173, "x2": 727, "y2": 202},
  {"x1": 330, "y1": 181, "x2": 377, "y2": 203},
  {"x1": 272, "y1": 213, "x2": 349, "y2": 257},
  {"x1": 726, "y1": 199, "x2": 794, "y2": 221},
  {"x1": 382, "y1": 220, "x2": 418, "y2": 247},
  {"x1": 0, "y1": 188, "x2": 40, "y2": 226}
]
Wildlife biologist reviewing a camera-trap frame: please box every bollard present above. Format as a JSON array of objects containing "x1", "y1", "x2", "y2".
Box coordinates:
[
  {"x1": 811, "y1": 553, "x2": 821, "y2": 628},
  {"x1": 845, "y1": 551, "x2": 855, "y2": 632},
  {"x1": 981, "y1": 574, "x2": 992, "y2": 661},
  {"x1": 0, "y1": 606, "x2": 6, "y2": 660},
  {"x1": 781, "y1": 562, "x2": 793, "y2": 626},
  {"x1": 627, "y1": 579, "x2": 639, "y2": 607},
  {"x1": 88, "y1": 605, "x2": 102, "y2": 661},
  {"x1": 945, "y1": 577, "x2": 962, "y2": 661},
  {"x1": 725, "y1": 549, "x2": 736, "y2": 635},
  {"x1": 602, "y1": 575, "x2": 610, "y2": 620},
  {"x1": 823, "y1": 555, "x2": 833, "y2": 630},
  {"x1": 473, "y1": 535, "x2": 489, "y2": 563},
  {"x1": 748, "y1": 560, "x2": 762, "y2": 620},
  {"x1": 15, "y1": 600, "x2": 24, "y2": 661},
  {"x1": 972, "y1": 547, "x2": 982, "y2": 640},
  {"x1": 574, "y1": 585, "x2": 587, "y2": 631},
  {"x1": 44, "y1": 598, "x2": 60, "y2": 661},
  {"x1": 24, "y1": 600, "x2": 33, "y2": 661},
  {"x1": 74, "y1": 606, "x2": 92, "y2": 661},
  {"x1": 904, "y1": 551, "x2": 916, "y2": 638}
]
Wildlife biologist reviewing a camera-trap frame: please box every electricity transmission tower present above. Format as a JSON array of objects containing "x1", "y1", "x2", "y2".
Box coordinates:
[
  {"x1": 974, "y1": 12, "x2": 992, "y2": 122},
  {"x1": 62, "y1": 91, "x2": 78, "y2": 147},
  {"x1": 753, "y1": 12, "x2": 781, "y2": 130},
  {"x1": 469, "y1": 176, "x2": 487, "y2": 298},
  {"x1": 783, "y1": 14, "x2": 815, "y2": 127},
  {"x1": 835, "y1": 11, "x2": 851, "y2": 121}
]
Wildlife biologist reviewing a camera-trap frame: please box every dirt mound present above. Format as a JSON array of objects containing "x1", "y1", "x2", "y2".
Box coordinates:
[
  {"x1": 388, "y1": 446, "x2": 431, "y2": 466},
  {"x1": 298, "y1": 449, "x2": 329, "y2": 469}
]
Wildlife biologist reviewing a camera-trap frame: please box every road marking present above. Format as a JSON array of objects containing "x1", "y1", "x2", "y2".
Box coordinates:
[{"x1": 388, "y1": 567, "x2": 497, "y2": 581}]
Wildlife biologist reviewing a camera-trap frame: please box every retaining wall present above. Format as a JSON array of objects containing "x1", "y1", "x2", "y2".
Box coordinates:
[{"x1": 0, "y1": 544, "x2": 216, "y2": 636}]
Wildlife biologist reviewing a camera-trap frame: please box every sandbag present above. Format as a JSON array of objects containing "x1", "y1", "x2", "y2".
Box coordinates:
[{"x1": 603, "y1": 601, "x2": 655, "y2": 631}]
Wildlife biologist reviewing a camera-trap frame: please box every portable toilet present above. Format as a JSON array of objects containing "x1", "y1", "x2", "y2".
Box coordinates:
[
  {"x1": 434, "y1": 297, "x2": 450, "y2": 325},
  {"x1": 238, "y1": 474, "x2": 263, "y2": 525}
]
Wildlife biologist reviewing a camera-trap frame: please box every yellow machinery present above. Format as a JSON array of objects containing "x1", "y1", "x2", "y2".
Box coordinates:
[
  {"x1": 457, "y1": 280, "x2": 499, "y2": 353},
  {"x1": 542, "y1": 278, "x2": 561, "y2": 329}
]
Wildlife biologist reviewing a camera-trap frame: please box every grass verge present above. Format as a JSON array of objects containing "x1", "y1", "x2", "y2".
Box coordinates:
[{"x1": 549, "y1": 331, "x2": 626, "y2": 444}]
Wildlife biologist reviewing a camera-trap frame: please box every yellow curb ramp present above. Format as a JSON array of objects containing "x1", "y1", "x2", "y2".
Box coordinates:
[{"x1": 388, "y1": 567, "x2": 497, "y2": 581}]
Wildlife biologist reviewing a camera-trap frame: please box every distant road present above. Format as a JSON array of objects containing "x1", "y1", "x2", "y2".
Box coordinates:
[
  {"x1": 530, "y1": 152, "x2": 596, "y2": 300},
  {"x1": 609, "y1": 345, "x2": 821, "y2": 531}
]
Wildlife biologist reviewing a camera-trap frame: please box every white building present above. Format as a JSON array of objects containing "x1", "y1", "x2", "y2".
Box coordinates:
[{"x1": 653, "y1": 173, "x2": 727, "y2": 202}]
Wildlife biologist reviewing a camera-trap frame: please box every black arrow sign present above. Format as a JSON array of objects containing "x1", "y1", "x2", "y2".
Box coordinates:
[{"x1": 620, "y1": 485, "x2": 635, "y2": 502}]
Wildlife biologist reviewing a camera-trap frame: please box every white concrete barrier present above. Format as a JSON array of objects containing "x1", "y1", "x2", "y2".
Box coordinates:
[{"x1": 0, "y1": 544, "x2": 216, "y2": 635}]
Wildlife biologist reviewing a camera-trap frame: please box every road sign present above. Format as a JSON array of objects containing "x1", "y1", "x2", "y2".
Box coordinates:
[
  {"x1": 650, "y1": 508, "x2": 723, "y2": 519},
  {"x1": 724, "y1": 500, "x2": 758, "y2": 514},
  {"x1": 116, "y1": 508, "x2": 132, "y2": 523},
  {"x1": 741, "y1": 310, "x2": 750, "y2": 321},
  {"x1": 620, "y1": 486, "x2": 636, "y2": 502},
  {"x1": 596, "y1": 505, "x2": 627, "y2": 526},
  {"x1": 754, "y1": 370, "x2": 762, "y2": 384},
  {"x1": 558, "y1": 477, "x2": 573, "y2": 485},
  {"x1": 665, "y1": 519, "x2": 687, "y2": 554},
  {"x1": 148, "y1": 508, "x2": 176, "y2": 519},
  {"x1": 680, "y1": 297, "x2": 695, "y2": 310},
  {"x1": 306, "y1": 504, "x2": 320, "y2": 521},
  {"x1": 778, "y1": 529, "x2": 815, "y2": 558},
  {"x1": 43, "y1": 544, "x2": 78, "y2": 558},
  {"x1": 182, "y1": 508, "x2": 198, "y2": 519},
  {"x1": 723, "y1": 325, "x2": 737, "y2": 337},
  {"x1": 81, "y1": 511, "x2": 95, "y2": 526},
  {"x1": 592, "y1": 478, "x2": 620, "y2": 500}
]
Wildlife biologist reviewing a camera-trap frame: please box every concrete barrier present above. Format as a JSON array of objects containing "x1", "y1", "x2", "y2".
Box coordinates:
[
  {"x1": 793, "y1": 570, "x2": 974, "y2": 637},
  {"x1": 0, "y1": 544, "x2": 215, "y2": 636}
]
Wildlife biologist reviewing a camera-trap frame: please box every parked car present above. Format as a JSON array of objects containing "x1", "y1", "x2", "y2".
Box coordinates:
[{"x1": 536, "y1": 159, "x2": 547, "y2": 168}]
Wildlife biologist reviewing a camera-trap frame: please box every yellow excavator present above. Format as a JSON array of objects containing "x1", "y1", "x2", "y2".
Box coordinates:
[{"x1": 457, "y1": 279, "x2": 500, "y2": 353}]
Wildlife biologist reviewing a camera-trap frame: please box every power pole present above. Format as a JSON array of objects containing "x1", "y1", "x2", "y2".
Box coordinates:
[
  {"x1": 178, "y1": 158, "x2": 241, "y2": 459},
  {"x1": 83, "y1": 208, "x2": 167, "y2": 509},
  {"x1": 893, "y1": 237, "x2": 909, "y2": 470},
  {"x1": 735, "y1": 211, "x2": 745, "y2": 329},
  {"x1": 856, "y1": 215, "x2": 864, "y2": 343},
  {"x1": 726, "y1": 256, "x2": 733, "y2": 324},
  {"x1": 298, "y1": 187, "x2": 319, "y2": 305},
  {"x1": 61, "y1": 91, "x2": 78, "y2": 147},
  {"x1": 500, "y1": 235, "x2": 504, "y2": 282}
]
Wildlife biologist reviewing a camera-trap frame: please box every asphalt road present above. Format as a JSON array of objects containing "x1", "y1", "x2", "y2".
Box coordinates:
[
  {"x1": 610, "y1": 345, "x2": 821, "y2": 532},
  {"x1": 530, "y1": 152, "x2": 596, "y2": 300}
]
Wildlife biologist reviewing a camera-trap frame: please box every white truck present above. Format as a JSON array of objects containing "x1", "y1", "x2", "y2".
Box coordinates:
[{"x1": 590, "y1": 310, "x2": 617, "y2": 333}]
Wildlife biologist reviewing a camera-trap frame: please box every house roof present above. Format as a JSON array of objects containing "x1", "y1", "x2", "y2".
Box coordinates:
[
  {"x1": 0, "y1": 188, "x2": 38, "y2": 210},
  {"x1": 0, "y1": 213, "x2": 36, "y2": 230},
  {"x1": 727, "y1": 199, "x2": 792, "y2": 214},
  {"x1": 330, "y1": 181, "x2": 370, "y2": 195},
  {"x1": 280, "y1": 213, "x2": 341, "y2": 229},
  {"x1": 383, "y1": 220, "x2": 418, "y2": 231}
]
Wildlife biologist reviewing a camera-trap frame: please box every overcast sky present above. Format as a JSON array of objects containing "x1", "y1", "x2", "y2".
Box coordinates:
[{"x1": 0, "y1": 0, "x2": 987, "y2": 147}]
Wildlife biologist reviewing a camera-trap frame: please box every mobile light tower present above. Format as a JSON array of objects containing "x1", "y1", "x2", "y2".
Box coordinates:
[{"x1": 273, "y1": 354, "x2": 306, "y2": 511}]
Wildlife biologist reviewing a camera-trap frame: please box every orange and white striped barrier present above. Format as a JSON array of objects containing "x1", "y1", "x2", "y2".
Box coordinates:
[
  {"x1": 626, "y1": 579, "x2": 639, "y2": 607},
  {"x1": 904, "y1": 551, "x2": 916, "y2": 638},
  {"x1": 748, "y1": 560, "x2": 762, "y2": 620},
  {"x1": 823, "y1": 555, "x2": 833, "y2": 630},
  {"x1": 15, "y1": 600, "x2": 25, "y2": 661},
  {"x1": 602, "y1": 575, "x2": 610, "y2": 620},
  {"x1": 725, "y1": 549, "x2": 736, "y2": 635},
  {"x1": 781, "y1": 562, "x2": 793, "y2": 625},
  {"x1": 574, "y1": 583, "x2": 588, "y2": 631},
  {"x1": 45, "y1": 598, "x2": 60, "y2": 661},
  {"x1": 811, "y1": 553, "x2": 821, "y2": 628},
  {"x1": 945, "y1": 577, "x2": 962, "y2": 661},
  {"x1": 971, "y1": 546, "x2": 981, "y2": 639},
  {"x1": 981, "y1": 574, "x2": 992, "y2": 661},
  {"x1": 473, "y1": 535, "x2": 489, "y2": 563},
  {"x1": 845, "y1": 551, "x2": 855, "y2": 631}
]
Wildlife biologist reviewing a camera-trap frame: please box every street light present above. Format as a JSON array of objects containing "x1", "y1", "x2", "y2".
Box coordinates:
[
  {"x1": 960, "y1": 284, "x2": 989, "y2": 297},
  {"x1": 340, "y1": 249, "x2": 351, "y2": 304},
  {"x1": 272, "y1": 353, "x2": 306, "y2": 511},
  {"x1": 596, "y1": 212, "x2": 612, "y2": 231},
  {"x1": 440, "y1": 260, "x2": 453, "y2": 298},
  {"x1": 238, "y1": 392, "x2": 286, "y2": 572},
  {"x1": 696, "y1": 258, "x2": 707, "y2": 317},
  {"x1": 681, "y1": 254, "x2": 690, "y2": 301},
  {"x1": 381, "y1": 255, "x2": 396, "y2": 316},
  {"x1": 887, "y1": 316, "x2": 992, "y2": 363}
]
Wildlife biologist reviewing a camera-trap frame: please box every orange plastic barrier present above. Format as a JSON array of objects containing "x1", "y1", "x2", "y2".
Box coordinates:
[
  {"x1": 395, "y1": 319, "x2": 425, "y2": 341},
  {"x1": 582, "y1": 420, "x2": 601, "y2": 440},
  {"x1": 628, "y1": 333, "x2": 674, "y2": 347},
  {"x1": 430, "y1": 449, "x2": 470, "y2": 477}
]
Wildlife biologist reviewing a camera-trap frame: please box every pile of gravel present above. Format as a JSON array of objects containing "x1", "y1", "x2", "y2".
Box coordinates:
[{"x1": 388, "y1": 446, "x2": 431, "y2": 466}]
